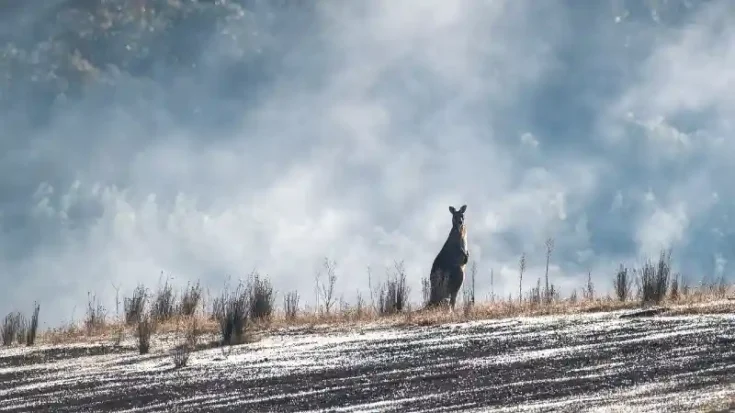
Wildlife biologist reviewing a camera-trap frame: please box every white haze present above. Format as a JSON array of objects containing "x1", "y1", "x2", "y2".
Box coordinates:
[{"x1": 1, "y1": 0, "x2": 734, "y2": 326}]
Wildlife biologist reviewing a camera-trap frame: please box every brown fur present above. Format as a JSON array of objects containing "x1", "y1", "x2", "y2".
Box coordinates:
[{"x1": 428, "y1": 205, "x2": 469, "y2": 310}]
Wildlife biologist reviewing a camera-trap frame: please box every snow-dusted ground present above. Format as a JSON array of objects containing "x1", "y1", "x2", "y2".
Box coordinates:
[{"x1": 1, "y1": 309, "x2": 734, "y2": 412}]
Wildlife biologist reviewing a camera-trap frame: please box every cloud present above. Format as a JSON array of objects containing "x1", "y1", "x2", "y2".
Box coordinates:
[
  {"x1": 600, "y1": 0, "x2": 735, "y2": 276},
  {"x1": 1, "y1": 1, "x2": 734, "y2": 325},
  {"x1": 635, "y1": 202, "x2": 689, "y2": 257}
]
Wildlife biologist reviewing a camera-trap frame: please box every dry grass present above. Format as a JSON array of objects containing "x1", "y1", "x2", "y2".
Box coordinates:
[
  {"x1": 25, "y1": 249, "x2": 735, "y2": 349},
  {"x1": 258, "y1": 289, "x2": 735, "y2": 332},
  {"x1": 35, "y1": 285, "x2": 735, "y2": 346},
  {"x1": 664, "y1": 300, "x2": 735, "y2": 316},
  {"x1": 41, "y1": 313, "x2": 221, "y2": 346},
  {"x1": 25, "y1": 254, "x2": 733, "y2": 353},
  {"x1": 267, "y1": 291, "x2": 735, "y2": 334}
]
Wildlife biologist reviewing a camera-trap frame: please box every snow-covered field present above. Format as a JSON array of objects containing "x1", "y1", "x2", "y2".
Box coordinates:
[{"x1": 1, "y1": 309, "x2": 734, "y2": 412}]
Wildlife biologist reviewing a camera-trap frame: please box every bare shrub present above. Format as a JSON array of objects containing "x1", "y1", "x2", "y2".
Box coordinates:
[
  {"x1": 111, "y1": 282, "x2": 122, "y2": 319},
  {"x1": 152, "y1": 274, "x2": 176, "y2": 322},
  {"x1": 637, "y1": 250, "x2": 671, "y2": 304},
  {"x1": 355, "y1": 292, "x2": 365, "y2": 319},
  {"x1": 583, "y1": 271, "x2": 595, "y2": 301},
  {"x1": 202, "y1": 286, "x2": 212, "y2": 321},
  {"x1": 125, "y1": 284, "x2": 147, "y2": 325},
  {"x1": 85, "y1": 292, "x2": 106, "y2": 336},
  {"x1": 544, "y1": 238, "x2": 555, "y2": 304},
  {"x1": 569, "y1": 289, "x2": 578, "y2": 304},
  {"x1": 421, "y1": 277, "x2": 431, "y2": 307},
  {"x1": 547, "y1": 284, "x2": 559, "y2": 302},
  {"x1": 213, "y1": 281, "x2": 250, "y2": 346},
  {"x1": 529, "y1": 278, "x2": 542, "y2": 306},
  {"x1": 136, "y1": 312, "x2": 154, "y2": 355},
  {"x1": 179, "y1": 281, "x2": 202, "y2": 317},
  {"x1": 172, "y1": 318, "x2": 199, "y2": 369},
  {"x1": 614, "y1": 265, "x2": 632, "y2": 301},
  {"x1": 402, "y1": 301, "x2": 414, "y2": 324},
  {"x1": 338, "y1": 295, "x2": 349, "y2": 314},
  {"x1": 712, "y1": 275, "x2": 728, "y2": 299},
  {"x1": 316, "y1": 258, "x2": 337, "y2": 314},
  {"x1": 112, "y1": 326, "x2": 125, "y2": 347},
  {"x1": 1, "y1": 312, "x2": 22, "y2": 346},
  {"x1": 14, "y1": 314, "x2": 27, "y2": 345},
  {"x1": 283, "y1": 291, "x2": 299, "y2": 321},
  {"x1": 518, "y1": 253, "x2": 526, "y2": 303},
  {"x1": 249, "y1": 272, "x2": 275, "y2": 322},
  {"x1": 25, "y1": 302, "x2": 40, "y2": 346},
  {"x1": 462, "y1": 299, "x2": 473, "y2": 317},
  {"x1": 367, "y1": 266, "x2": 379, "y2": 312},
  {"x1": 681, "y1": 276, "x2": 690, "y2": 297},
  {"x1": 670, "y1": 273, "x2": 680, "y2": 301},
  {"x1": 463, "y1": 261, "x2": 477, "y2": 314},
  {"x1": 378, "y1": 262, "x2": 409, "y2": 316},
  {"x1": 172, "y1": 343, "x2": 190, "y2": 368}
]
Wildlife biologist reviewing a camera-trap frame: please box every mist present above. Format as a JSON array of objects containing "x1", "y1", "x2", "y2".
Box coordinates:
[{"x1": 1, "y1": 0, "x2": 734, "y2": 326}]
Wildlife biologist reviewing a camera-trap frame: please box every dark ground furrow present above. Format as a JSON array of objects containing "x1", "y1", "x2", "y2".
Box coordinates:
[{"x1": 0, "y1": 315, "x2": 733, "y2": 412}]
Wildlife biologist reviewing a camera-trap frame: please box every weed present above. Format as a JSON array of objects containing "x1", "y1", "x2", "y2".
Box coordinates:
[
  {"x1": 152, "y1": 273, "x2": 176, "y2": 322},
  {"x1": 125, "y1": 284, "x2": 147, "y2": 325},
  {"x1": 283, "y1": 291, "x2": 299, "y2": 321},
  {"x1": 614, "y1": 265, "x2": 632, "y2": 301},
  {"x1": 378, "y1": 261, "x2": 409, "y2": 315},
  {"x1": 25, "y1": 302, "x2": 40, "y2": 346},
  {"x1": 136, "y1": 312, "x2": 154, "y2": 355},
  {"x1": 172, "y1": 318, "x2": 200, "y2": 369},
  {"x1": 637, "y1": 250, "x2": 671, "y2": 304},
  {"x1": 462, "y1": 261, "x2": 476, "y2": 315},
  {"x1": 316, "y1": 258, "x2": 337, "y2": 314},
  {"x1": 179, "y1": 281, "x2": 202, "y2": 317},
  {"x1": 1, "y1": 312, "x2": 22, "y2": 346},
  {"x1": 85, "y1": 292, "x2": 106, "y2": 336},
  {"x1": 249, "y1": 272, "x2": 275, "y2": 321},
  {"x1": 213, "y1": 281, "x2": 249, "y2": 346}
]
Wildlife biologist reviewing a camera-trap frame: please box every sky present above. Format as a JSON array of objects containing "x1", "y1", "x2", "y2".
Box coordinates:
[{"x1": 1, "y1": 0, "x2": 734, "y2": 326}]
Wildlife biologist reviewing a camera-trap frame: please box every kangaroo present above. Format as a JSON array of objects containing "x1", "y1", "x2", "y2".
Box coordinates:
[{"x1": 428, "y1": 204, "x2": 469, "y2": 310}]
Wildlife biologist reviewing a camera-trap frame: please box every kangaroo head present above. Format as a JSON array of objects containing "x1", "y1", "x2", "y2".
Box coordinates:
[{"x1": 448, "y1": 205, "x2": 467, "y2": 229}]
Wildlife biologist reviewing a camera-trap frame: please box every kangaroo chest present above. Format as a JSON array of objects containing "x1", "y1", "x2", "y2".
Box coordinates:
[
  {"x1": 445, "y1": 229, "x2": 467, "y2": 253},
  {"x1": 454, "y1": 227, "x2": 467, "y2": 251}
]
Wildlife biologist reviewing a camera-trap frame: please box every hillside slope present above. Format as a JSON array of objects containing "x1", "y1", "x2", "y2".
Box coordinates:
[{"x1": 1, "y1": 309, "x2": 734, "y2": 412}]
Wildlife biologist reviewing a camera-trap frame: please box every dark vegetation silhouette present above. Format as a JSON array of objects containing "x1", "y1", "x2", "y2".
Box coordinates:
[{"x1": 1, "y1": 302, "x2": 40, "y2": 346}]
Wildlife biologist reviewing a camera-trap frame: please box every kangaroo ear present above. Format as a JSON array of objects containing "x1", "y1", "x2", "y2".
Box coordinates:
[
  {"x1": 459, "y1": 205, "x2": 467, "y2": 213},
  {"x1": 449, "y1": 206, "x2": 456, "y2": 214}
]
